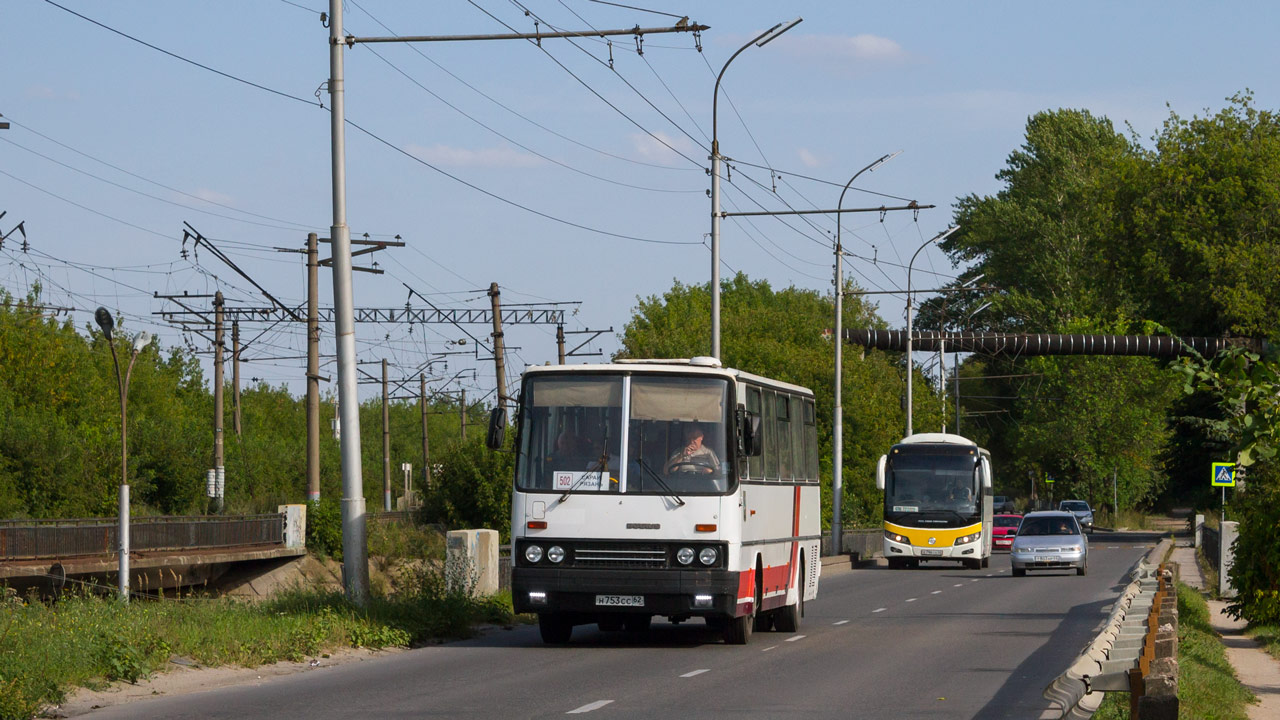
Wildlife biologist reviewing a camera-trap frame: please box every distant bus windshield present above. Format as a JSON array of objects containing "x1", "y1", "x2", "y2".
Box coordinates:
[{"x1": 886, "y1": 448, "x2": 978, "y2": 517}]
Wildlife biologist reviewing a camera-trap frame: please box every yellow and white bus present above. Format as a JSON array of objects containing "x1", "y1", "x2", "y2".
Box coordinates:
[
  {"x1": 493, "y1": 357, "x2": 821, "y2": 645},
  {"x1": 875, "y1": 433, "x2": 993, "y2": 570}
]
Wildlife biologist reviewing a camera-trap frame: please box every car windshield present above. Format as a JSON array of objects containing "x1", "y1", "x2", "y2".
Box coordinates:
[
  {"x1": 1017, "y1": 516, "x2": 1080, "y2": 536},
  {"x1": 1061, "y1": 501, "x2": 1090, "y2": 512},
  {"x1": 994, "y1": 516, "x2": 1021, "y2": 528}
]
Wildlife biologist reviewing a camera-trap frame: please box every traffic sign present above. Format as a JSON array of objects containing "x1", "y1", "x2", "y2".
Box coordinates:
[
  {"x1": 1045, "y1": 474, "x2": 1054, "y2": 485},
  {"x1": 1211, "y1": 462, "x2": 1236, "y2": 487}
]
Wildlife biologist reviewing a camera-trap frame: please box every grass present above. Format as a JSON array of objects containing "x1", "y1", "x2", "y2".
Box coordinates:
[
  {"x1": 1095, "y1": 582, "x2": 1256, "y2": 720},
  {"x1": 1247, "y1": 624, "x2": 1280, "y2": 663},
  {"x1": 0, "y1": 524, "x2": 513, "y2": 720}
]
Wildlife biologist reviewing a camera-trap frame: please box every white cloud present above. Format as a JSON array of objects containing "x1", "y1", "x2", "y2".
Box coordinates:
[
  {"x1": 797, "y1": 148, "x2": 822, "y2": 168},
  {"x1": 776, "y1": 33, "x2": 911, "y2": 64},
  {"x1": 191, "y1": 188, "x2": 235, "y2": 206},
  {"x1": 404, "y1": 144, "x2": 542, "y2": 169},
  {"x1": 629, "y1": 132, "x2": 696, "y2": 164}
]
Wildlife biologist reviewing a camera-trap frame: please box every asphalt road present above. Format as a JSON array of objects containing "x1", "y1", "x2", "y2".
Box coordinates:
[{"x1": 85, "y1": 532, "x2": 1161, "y2": 720}]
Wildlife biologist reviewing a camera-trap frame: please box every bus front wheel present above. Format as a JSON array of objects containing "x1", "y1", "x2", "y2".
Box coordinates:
[{"x1": 538, "y1": 613, "x2": 573, "y2": 644}]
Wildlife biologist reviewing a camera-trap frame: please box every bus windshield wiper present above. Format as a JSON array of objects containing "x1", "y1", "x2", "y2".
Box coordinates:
[{"x1": 635, "y1": 458, "x2": 685, "y2": 507}]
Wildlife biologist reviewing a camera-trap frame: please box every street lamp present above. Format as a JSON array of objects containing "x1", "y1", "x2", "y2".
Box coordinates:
[
  {"x1": 905, "y1": 227, "x2": 957, "y2": 437},
  {"x1": 709, "y1": 17, "x2": 802, "y2": 360},
  {"x1": 953, "y1": 301, "x2": 990, "y2": 436},
  {"x1": 95, "y1": 307, "x2": 151, "y2": 602},
  {"x1": 831, "y1": 151, "x2": 897, "y2": 555}
]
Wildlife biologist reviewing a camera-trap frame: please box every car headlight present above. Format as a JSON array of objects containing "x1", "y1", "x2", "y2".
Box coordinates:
[
  {"x1": 954, "y1": 532, "x2": 981, "y2": 545},
  {"x1": 547, "y1": 545, "x2": 565, "y2": 563},
  {"x1": 1063, "y1": 545, "x2": 1082, "y2": 553},
  {"x1": 524, "y1": 544, "x2": 543, "y2": 564},
  {"x1": 676, "y1": 547, "x2": 695, "y2": 565},
  {"x1": 884, "y1": 530, "x2": 909, "y2": 544},
  {"x1": 699, "y1": 547, "x2": 718, "y2": 566}
]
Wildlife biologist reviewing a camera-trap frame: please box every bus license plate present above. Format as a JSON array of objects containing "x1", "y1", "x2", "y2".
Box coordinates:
[
  {"x1": 919, "y1": 549, "x2": 943, "y2": 557},
  {"x1": 596, "y1": 595, "x2": 644, "y2": 607}
]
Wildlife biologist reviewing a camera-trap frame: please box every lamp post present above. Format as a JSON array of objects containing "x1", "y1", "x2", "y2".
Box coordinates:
[
  {"x1": 831, "y1": 152, "x2": 897, "y2": 555},
  {"x1": 710, "y1": 17, "x2": 802, "y2": 360},
  {"x1": 905, "y1": 227, "x2": 957, "y2": 437},
  {"x1": 95, "y1": 307, "x2": 151, "y2": 602},
  {"x1": 953, "y1": 300, "x2": 990, "y2": 436}
]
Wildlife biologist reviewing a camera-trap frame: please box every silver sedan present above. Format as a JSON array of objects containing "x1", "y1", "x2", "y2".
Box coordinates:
[{"x1": 1010, "y1": 510, "x2": 1088, "y2": 576}]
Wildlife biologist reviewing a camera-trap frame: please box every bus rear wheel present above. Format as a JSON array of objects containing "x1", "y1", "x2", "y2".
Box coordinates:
[{"x1": 539, "y1": 613, "x2": 573, "y2": 644}]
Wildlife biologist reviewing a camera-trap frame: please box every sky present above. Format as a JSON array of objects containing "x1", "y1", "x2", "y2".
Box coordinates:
[{"x1": 3, "y1": 0, "x2": 1278, "y2": 405}]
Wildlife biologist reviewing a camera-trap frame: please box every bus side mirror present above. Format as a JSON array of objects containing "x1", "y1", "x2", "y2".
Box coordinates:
[
  {"x1": 876, "y1": 455, "x2": 887, "y2": 491},
  {"x1": 486, "y1": 407, "x2": 507, "y2": 450},
  {"x1": 737, "y1": 409, "x2": 761, "y2": 456},
  {"x1": 979, "y1": 457, "x2": 992, "y2": 489}
]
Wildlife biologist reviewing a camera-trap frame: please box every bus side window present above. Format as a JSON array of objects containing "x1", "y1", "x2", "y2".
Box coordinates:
[
  {"x1": 789, "y1": 395, "x2": 803, "y2": 481},
  {"x1": 764, "y1": 391, "x2": 779, "y2": 480},
  {"x1": 777, "y1": 393, "x2": 793, "y2": 480},
  {"x1": 803, "y1": 399, "x2": 818, "y2": 481},
  {"x1": 746, "y1": 386, "x2": 763, "y2": 481}
]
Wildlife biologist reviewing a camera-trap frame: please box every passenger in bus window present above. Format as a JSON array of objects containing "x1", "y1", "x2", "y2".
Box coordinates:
[
  {"x1": 551, "y1": 429, "x2": 591, "y2": 468},
  {"x1": 664, "y1": 424, "x2": 720, "y2": 474}
]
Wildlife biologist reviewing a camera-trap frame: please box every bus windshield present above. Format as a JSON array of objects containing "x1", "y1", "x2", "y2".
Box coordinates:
[
  {"x1": 886, "y1": 449, "x2": 979, "y2": 518},
  {"x1": 516, "y1": 374, "x2": 731, "y2": 495}
]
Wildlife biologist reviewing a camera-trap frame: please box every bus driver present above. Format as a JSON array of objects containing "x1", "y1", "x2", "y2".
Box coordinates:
[{"x1": 664, "y1": 424, "x2": 720, "y2": 474}]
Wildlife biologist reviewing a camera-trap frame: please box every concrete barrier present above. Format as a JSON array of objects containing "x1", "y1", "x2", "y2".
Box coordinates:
[{"x1": 446, "y1": 529, "x2": 499, "y2": 597}]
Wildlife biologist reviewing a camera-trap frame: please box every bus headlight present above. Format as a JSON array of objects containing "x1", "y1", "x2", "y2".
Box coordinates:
[
  {"x1": 524, "y1": 544, "x2": 543, "y2": 563},
  {"x1": 676, "y1": 547, "x2": 695, "y2": 565},
  {"x1": 547, "y1": 545, "x2": 565, "y2": 563},
  {"x1": 884, "y1": 530, "x2": 908, "y2": 544},
  {"x1": 698, "y1": 547, "x2": 718, "y2": 566},
  {"x1": 953, "y1": 532, "x2": 981, "y2": 546}
]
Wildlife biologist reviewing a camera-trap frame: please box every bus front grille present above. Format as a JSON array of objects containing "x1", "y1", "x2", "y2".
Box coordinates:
[{"x1": 572, "y1": 544, "x2": 668, "y2": 568}]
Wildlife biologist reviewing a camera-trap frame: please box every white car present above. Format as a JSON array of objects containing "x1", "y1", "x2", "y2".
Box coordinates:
[{"x1": 1010, "y1": 511, "x2": 1088, "y2": 576}]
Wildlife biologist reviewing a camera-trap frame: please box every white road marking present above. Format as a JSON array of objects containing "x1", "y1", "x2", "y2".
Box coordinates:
[
  {"x1": 954, "y1": 583, "x2": 964, "y2": 587},
  {"x1": 931, "y1": 590, "x2": 942, "y2": 595},
  {"x1": 985, "y1": 574, "x2": 994, "y2": 577},
  {"x1": 680, "y1": 669, "x2": 710, "y2": 678},
  {"x1": 833, "y1": 620, "x2": 850, "y2": 625},
  {"x1": 567, "y1": 700, "x2": 614, "y2": 714},
  {"x1": 785, "y1": 634, "x2": 807, "y2": 642},
  {"x1": 762, "y1": 645, "x2": 778, "y2": 652},
  {"x1": 999, "y1": 569, "x2": 1007, "y2": 573},
  {"x1": 970, "y1": 578, "x2": 980, "y2": 582},
  {"x1": 905, "y1": 597, "x2": 917, "y2": 603},
  {"x1": 872, "y1": 607, "x2": 886, "y2": 613}
]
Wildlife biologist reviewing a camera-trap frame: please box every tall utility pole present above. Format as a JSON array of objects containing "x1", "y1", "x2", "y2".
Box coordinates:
[
  {"x1": 212, "y1": 290, "x2": 225, "y2": 513},
  {"x1": 306, "y1": 232, "x2": 321, "y2": 503},
  {"x1": 232, "y1": 320, "x2": 242, "y2": 437},
  {"x1": 325, "y1": 4, "x2": 704, "y2": 606},
  {"x1": 459, "y1": 389, "x2": 467, "y2": 442},
  {"x1": 327, "y1": 0, "x2": 368, "y2": 605},
  {"x1": 489, "y1": 283, "x2": 507, "y2": 409},
  {"x1": 556, "y1": 325, "x2": 566, "y2": 364},
  {"x1": 382, "y1": 358, "x2": 391, "y2": 512},
  {"x1": 420, "y1": 373, "x2": 432, "y2": 491}
]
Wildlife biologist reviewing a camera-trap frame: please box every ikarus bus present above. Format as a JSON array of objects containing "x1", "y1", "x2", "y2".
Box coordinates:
[
  {"x1": 875, "y1": 433, "x2": 993, "y2": 570},
  {"x1": 491, "y1": 357, "x2": 821, "y2": 645}
]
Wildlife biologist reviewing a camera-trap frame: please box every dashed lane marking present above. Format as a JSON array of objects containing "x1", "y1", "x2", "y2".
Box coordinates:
[
  {"x1": 954, "y1": 583, "x2": 964, "y2": 587},
  {"x1": 931, "y1": 590, "x2": 942, "y2": 595},
  {"x1": 567, "y1": 700, "x2": 614, "y2": 714},
  {"x1": 833, "y1": 620, "x2": 850, "y2": 625},
  {"x1": 762, "y1": 645, "x2": 778, "y2": 652},
  {"x1": 905, "y1": 598, "x2": 917, "y2": 603},
  {"x1": 680, "y1": 669, "x2": 710, "y2": 678},
  {"x1": 785, "y1": 635, "x2": 807, "y2": 642},
  {"x1": 873, "y1": 607, "x2": 887, "y2": 613}
]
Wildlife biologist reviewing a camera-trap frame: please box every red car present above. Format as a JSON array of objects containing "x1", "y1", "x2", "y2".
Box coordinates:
[{"x1": 992, "y1": 514, "x2": 1023, "y2": 551}]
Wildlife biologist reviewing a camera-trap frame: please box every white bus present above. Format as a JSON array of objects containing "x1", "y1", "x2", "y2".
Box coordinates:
[
  {"x1": 875, "y1": 433, "x2": 993, "y2": 570},
  {"x1": 491, "y1": 357, "x2": 821, "y2": 644}
]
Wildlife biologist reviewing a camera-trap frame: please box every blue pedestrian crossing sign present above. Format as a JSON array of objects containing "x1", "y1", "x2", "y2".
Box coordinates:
[{"x1": 1211, "y1": 462, "x2": 1236, "y2": 487}]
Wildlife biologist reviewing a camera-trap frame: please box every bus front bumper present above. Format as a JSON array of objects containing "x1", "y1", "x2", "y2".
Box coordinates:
[
  {"x1": 884, "y1": 537, "x2": 982, "y2": 561},
  {"x1": 512, "y1": 567, "x2": 740, "y2": 617}
]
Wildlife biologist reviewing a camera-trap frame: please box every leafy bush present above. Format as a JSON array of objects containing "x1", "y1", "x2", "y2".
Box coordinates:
[
  {"x1": 1227, "y1": 465, "x2": 1280, "y2": 625},
  {"x1": 419, "y1": 438, "x2": 514, "y2": 541},
  {"x1": 306, "y1": 498, "x2": 343, "y2": 560}
]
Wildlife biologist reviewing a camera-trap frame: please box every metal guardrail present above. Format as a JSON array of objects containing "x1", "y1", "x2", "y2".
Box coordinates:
[
  {"x1": 1042, "y1": 542, "x2": 1178, "y2": 718},
  {"x1": 0, "y1": 514, "x2": 286, "y2": 560}
]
